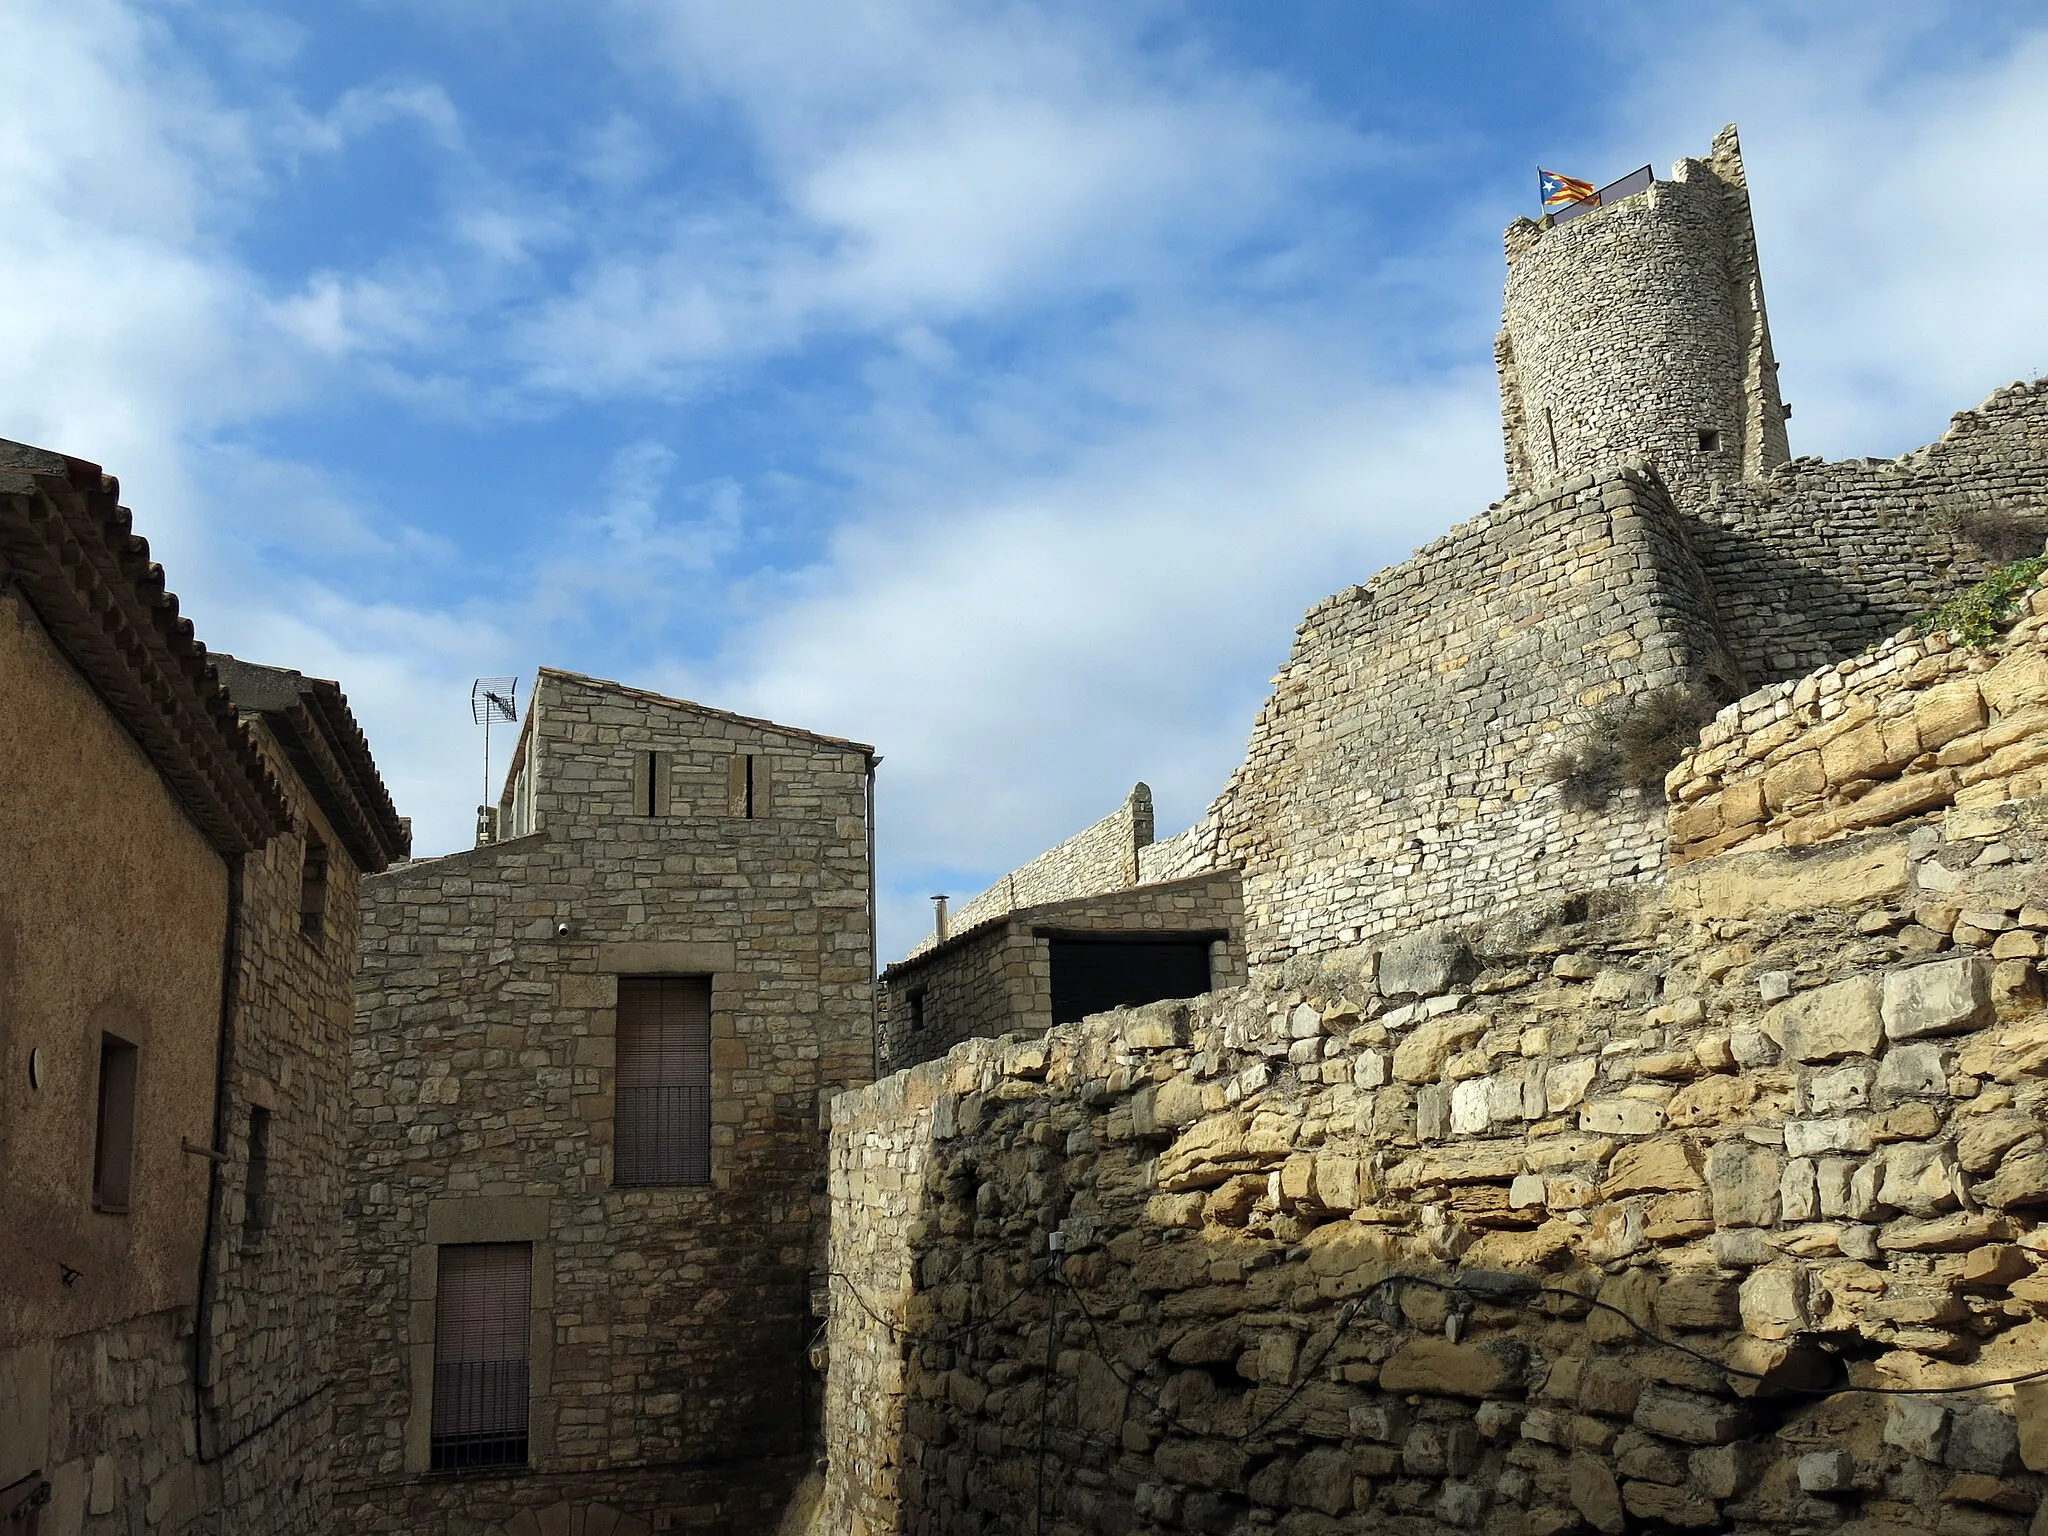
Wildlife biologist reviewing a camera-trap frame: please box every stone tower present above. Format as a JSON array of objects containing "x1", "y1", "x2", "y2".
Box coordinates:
[{"x1": 1495, "y1": 124, "x2": 1790, "y2": 506}]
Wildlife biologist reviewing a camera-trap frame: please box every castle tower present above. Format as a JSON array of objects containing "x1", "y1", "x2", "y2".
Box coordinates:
[{"x1": 1496, "y1": 125, "x2": 1789, "y2": 506}]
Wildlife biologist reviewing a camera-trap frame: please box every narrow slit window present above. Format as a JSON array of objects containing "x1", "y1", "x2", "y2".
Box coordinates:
[
  {"x1": 637, "y1": 750, "x2": 669, "y2": 817},
  {"x1": 93, "y1": 1034, "x2": 139, "y2": 1212},
  {"x1": 300, "y1": 832, "x2": 330, "y2": 939},
  {"x1": 431, "y1": 1243, "x2": 532, "y2": 1470},
  {"x1": 242, "y1": 1106, "x2": 272, "y2": 1238},
  {"x1": 728, "y1": 753, "x2": 773, "y2": 819},
  {"x1": 908, "y1": 991, "x2": 927, "y2": 1039},
  {"x1": 614, "y1": 976, "x2": 712, "y2": 1186}
]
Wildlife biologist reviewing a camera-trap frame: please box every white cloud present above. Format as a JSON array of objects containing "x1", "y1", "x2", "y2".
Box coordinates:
[
  {"x1": 1584, "y1": 2, "x2": 2048, "y2": 456},
  {"x1": 513, "y1": 0, "x2": 1365, "y2": 393}
]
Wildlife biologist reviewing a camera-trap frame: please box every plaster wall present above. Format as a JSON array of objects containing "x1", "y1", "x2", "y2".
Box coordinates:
[{"x1": 0, "y1": 586, "x2": 226, "y2": 1357}]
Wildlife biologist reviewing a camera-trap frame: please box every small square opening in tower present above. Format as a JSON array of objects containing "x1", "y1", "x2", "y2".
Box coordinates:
[{"x1": 1697, "y1": 429, "x2": 1722, "y2": 452}]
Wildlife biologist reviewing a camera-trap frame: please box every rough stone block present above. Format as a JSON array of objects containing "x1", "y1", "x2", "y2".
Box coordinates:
[
  {"x1": 1378, "y1": 1338, "x2": 1523, "y2": 1398},
  {"x1": 1631, "y1": 1386, "x2": 1746, "y2": 1445},
  {"x1": 1706, "y1": 1139, "x2": 1781, "y2": 1228},
  {"x1": 1885, "y1": 1398, "x2": 1953, "y2": 1463},
  {"x1": 1917, "y1": 682, "x2": 1989, "y2": 750},
  {"x1": 1739, "y1": 1267, "x2": 1808, "y2": 1340},
  {"x1": 1763, "y1": 752, "x2": 1826, "y2": 810},
  {"x1": 1378, "y1": 931, "x2": 1470, "y2": 999},
  {"x1": 1772, "y1": 976, "x2": 1883, "y2": 1062},
  {"x1": 1797, "y1": 1448, "x2": 1855, "y2": 1493},
  {"x1": 1946, "y1": 1407, "x2": 2020, "y2": 1475},
  {"x1": 1883, "y1": 957, "x2": 1993, "y2": 1039}
]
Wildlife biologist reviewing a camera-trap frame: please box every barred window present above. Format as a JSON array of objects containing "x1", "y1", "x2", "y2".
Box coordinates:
[
  {"x1": 431, "y1": 1243, "x2": 531, "y2": 1470},
  {"x1": 615, "y1": 976, "x2": 712, "y2": 1186}
]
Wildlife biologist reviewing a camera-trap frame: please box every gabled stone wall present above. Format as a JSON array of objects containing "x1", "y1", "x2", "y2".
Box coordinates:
[{"x1": 335, "y1": 672, "x2": 875, "y2": 1535}]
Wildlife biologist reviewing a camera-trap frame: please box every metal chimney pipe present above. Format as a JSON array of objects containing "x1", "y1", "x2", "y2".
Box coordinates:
[{"x1": 931, "y1": 894, "x2": 949, "y2": 942}]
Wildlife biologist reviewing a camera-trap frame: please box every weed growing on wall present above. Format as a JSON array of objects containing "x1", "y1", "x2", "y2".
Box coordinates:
[
  {"x1": 1546, "y1": 688, "x2": 1714, "y2": 810},
  {"x1": 1915, "y1": 557, "x2": 2048, "y2": 648}
]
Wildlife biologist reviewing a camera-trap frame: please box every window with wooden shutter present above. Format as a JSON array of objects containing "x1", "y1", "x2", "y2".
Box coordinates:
[
  {"x1": 614, "y1": 976, "x2": 712, "y2": 1185},
  {"x1": 431, "y1": 1242, "x2": 532, "y2": 1470}
]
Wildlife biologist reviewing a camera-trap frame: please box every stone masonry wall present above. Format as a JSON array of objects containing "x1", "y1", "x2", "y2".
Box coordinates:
[
  {"x1": 824, "y1": 802, "x2": 2048, "y2": 1536},
  {"x1": 177, "y1": 715, "x2": 372, "y2": 1536},
  {"x1": 1690, "y1": 379, "x2": 2048, "y2": 686},
  {"x1": 1499, "y1": 128, "x2": 1787, "y2": 507},
  {"x1": 334, "y1": 671, "x2": 874, "y2": 1536},
  {"x1": 878, "y1": 875, "x2": 1246, "y2": 1073},
  {"x1": 1668, "y1": 577, "x2": 2048, "y2": 867},
  {"x1": 907, "y1": 787, "x2": 1156, "y2": 963},
  {"x1": 1183, "y1": 464, "x2": 1738, "y2": 966}
]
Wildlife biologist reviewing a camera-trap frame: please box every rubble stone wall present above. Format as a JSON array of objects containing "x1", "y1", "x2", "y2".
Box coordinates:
[
  {"x1": 878, "y1": 875, "x2": 1246, "y2": 1072},
  {"x1": 1691, "y1": 380, "x2": 2048, "y2": 686},
  {"x1": 824, "y1": 803, "x2": 2048, "y2": 1536},
  {"x1": 1195, "y1": 465, "x2": 1739, "y2": 966},
  {"x1": 1669, "y1": 581, "x2": 2048, "y2": 866}
]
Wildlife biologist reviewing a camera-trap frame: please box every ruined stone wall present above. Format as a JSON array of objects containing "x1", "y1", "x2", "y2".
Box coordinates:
[
  {"x1": 878, "y1": 875, "x2": 1246, "y2": 1072},
  {"x1": 1689, "y1": 379, "x2": 2048, "y2": 686},
  {"x1": 908, "y1": 787, "x2": 1156, "y2": 962},
  {"x1": 1191, "y1": 465, "x2": 1738, "y2": 967},
  {"x1": 1669, "y1": 578, "x2": 2048, "y2": 866},
  {"x1": 1499, "y1": 128, "x2": 1787, "y2": 506},
  {"x1": 824, "y1": 802, "x2": 2048, "y2": 1536},
  {"x1": 334, "y1": 672, "x2": 874, "y2": 1536}
]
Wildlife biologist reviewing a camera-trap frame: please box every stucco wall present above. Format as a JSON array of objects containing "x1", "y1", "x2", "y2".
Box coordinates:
[{"x1": 0, "y1": 586, "x2": 227, "y2": 1355}]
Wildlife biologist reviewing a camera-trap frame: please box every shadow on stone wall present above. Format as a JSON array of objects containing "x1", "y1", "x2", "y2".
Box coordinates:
[{"x1": 828, "y1": 847, "x2": 2048, "y2": 1535}]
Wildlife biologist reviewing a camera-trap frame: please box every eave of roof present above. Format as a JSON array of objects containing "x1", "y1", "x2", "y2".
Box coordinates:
[
  {"x1": 0, "y1": 439, "x2": 289, "y2": 856},
  {"x1": 213, "y1": 656, "x2": 411, "y2": 873}
]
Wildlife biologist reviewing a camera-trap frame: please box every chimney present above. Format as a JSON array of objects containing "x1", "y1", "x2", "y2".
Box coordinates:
[{"x1": 931, "y1": 894, "x2": 949, "y2": 943}]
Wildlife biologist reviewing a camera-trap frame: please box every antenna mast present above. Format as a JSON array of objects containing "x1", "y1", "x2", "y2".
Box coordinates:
[{"x1": 471, "y1": 677, "x2": 519, "y2": 845}]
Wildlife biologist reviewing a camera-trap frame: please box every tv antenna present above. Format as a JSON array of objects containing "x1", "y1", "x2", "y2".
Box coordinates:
[{"x1": 471, "y1": 677, "x2": 519, "y2": 832}]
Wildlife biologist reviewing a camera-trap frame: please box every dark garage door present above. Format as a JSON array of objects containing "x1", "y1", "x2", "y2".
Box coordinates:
[{"x1": 1047, "y1": 936, "x2": 1214, "y2": 1025}]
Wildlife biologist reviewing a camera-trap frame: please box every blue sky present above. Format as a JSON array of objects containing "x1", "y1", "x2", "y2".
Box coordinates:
[{"x1": 6, "y1": 0, "x2": 2047, "y2": 959}]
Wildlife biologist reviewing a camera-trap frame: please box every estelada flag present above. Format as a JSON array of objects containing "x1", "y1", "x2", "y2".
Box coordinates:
[{"x1": 1539, "y1": 169, "x2": 1598, "y2": 211}]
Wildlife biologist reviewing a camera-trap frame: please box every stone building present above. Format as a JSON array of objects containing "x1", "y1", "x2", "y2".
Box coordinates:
[
  {"x1": 333, "y1": 667, "x2": 878, "y2": 1535},
  {"x1": 0, "y1": 438, "x2": 407, "y2": 1535},
  {"x1": 879, "y1": 786, "x2": 1245, "y2": 1072}
]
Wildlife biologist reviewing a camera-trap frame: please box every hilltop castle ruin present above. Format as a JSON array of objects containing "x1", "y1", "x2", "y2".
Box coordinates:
[{"x1": 827, "y1": 127, "x2": 2048, "y2": 1536}]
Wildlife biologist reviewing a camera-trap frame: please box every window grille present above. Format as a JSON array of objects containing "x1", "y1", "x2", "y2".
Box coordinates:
[
  {"x1": 431, "y1": 1243, "x2": 532, "y2": 1470},
  {"x1": 615, "y1": 976, "x2": 713, "y2": 1185},
  {"x1": 92, "y1": 1034, "x2": 138, "y2": 1211}
]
